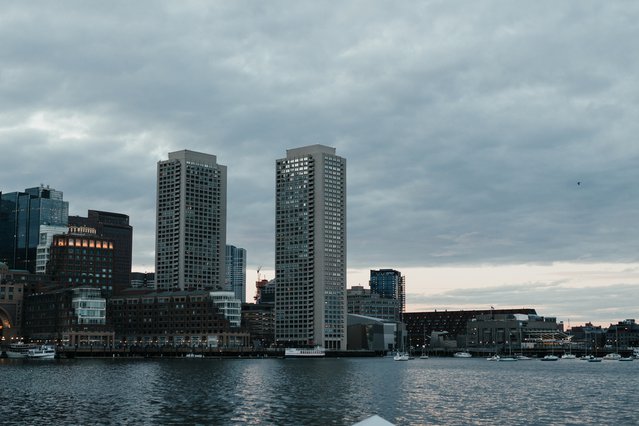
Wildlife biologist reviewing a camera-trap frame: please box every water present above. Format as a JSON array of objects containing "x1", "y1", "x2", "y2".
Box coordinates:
[{"x1": 1, "y1": 356, "x2": 638, "y2": 425}]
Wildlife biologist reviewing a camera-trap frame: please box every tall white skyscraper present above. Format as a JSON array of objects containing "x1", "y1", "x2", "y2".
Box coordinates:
[
  {"x1": 275, "y1": 145, "x2": 347, "y2": 350},
  {"x1": 155, "y1": 150, "x2": 227, "y2": 291}
]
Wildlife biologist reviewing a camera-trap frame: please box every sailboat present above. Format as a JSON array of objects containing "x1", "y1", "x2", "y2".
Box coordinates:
[{"x1": 419, "y1": 327, "x2": 429, "y2": 359}]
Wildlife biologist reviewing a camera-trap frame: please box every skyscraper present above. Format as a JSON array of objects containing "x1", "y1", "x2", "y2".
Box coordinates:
[
  {"x1": 69, "y1": 210, "x2": 133, "y2": 292},
  {"x1": 0, "y1": 185, "x2": 69, "y2": 272},
  {"x1": 369, "y1": 269, "x2": 405, "y2": 320},
  {"x1": 155, "y1": 150, "x2": 227, "y2": 291},
  {"x1": 225, "y1": 244, "x2": 246, "y2": 302},
  {"x1": 275, "y1": 145, "x2": 346, "y2": 350}
]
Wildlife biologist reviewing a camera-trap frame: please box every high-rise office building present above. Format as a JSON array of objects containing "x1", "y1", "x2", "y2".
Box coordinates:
[
  {"x1": 155, "y1": 150, "x2": 227, "y2": 291},
  {"x1": 0, "y1": 185, "x2": 69, "y2": 272},
  {"x1": 369, "y1": 269, "x2": 405, "y2": 320},
  {"x1": 225, "y1": 244, "x2": 246, "y2": 302},
  {"x1": 275, "y1": 145, "x2": 346, "y2": 350},
  {"x1": 69, "y1": 210, "x2": 133, "y2": 292}
]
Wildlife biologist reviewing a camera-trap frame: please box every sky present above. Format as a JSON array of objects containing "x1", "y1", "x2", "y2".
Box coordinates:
[{"x1": 1, "y1": 1, "x2": 638, "y2": 326}]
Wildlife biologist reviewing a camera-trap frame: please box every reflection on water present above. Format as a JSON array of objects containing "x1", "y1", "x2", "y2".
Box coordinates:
[{"x1": 1, "y1": 357, "x2": 638, "y2": 425}]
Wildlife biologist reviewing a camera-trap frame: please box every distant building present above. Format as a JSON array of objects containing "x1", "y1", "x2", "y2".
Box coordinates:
[
  {"x1": 69, "y1": 210, "x2": 133, "y2": 292},
  {"x1": 275, "y1": 145, "x2": 347, "y2": 350},
  {"x1": 347, "y1": 285, "x2": 401, "y2": 322},
  {"x1": 0, "y1": 185, "x2": 69, "y2": 272},
  {"x1": 255, "y1": 278, "x2": 275, "y2": 305},
  {"x1": 22, "y1": 287, "x2": 114, "y2": 346},
  {"x1": 130, "y1": 272, "x2": 155, "y2": 289},
  {"x1": 369, "y1": 269, "x2": 405, "y2": 319},
  {"x1": 605, "y1": 319, "x2": 639, "y2": 349},
  {"x1": 209, "y1": 291, "x2": 241, "y2": 327},
  {"x1": 35, "y1": 225, "x2": 68, "y2": 274},
  {"x1": 47, "y1": 233, "x2": 115, "y2": 295},
  {"x1": 347, "y1": 314, "x2": 397, "y2": 352},
  {"x1": 108, "y1": 290, "x2": 248, "y2": 348},
  {"x1": 466, "y1": 313, "x2": 566, "y2": 351},
  {"x1": 404, "y1": 308, "x2": 538, "y2": 350},
  {"x1": 225, "y1": 245, "x2": 246, "y2": 302},
  {"x1": 155, "y1": 150, "x2": 227, "y2": 291},
  {"x1": 0, "y1": 263, "x2": 26, "y2": 340},
  {"x1": 242, "y1": 303, "x2": 275, "y2": 348}
]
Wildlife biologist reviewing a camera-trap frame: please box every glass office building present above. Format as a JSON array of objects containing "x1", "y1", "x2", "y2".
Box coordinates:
[
  {"x1": 0, "y1": 185, "x2": 69, "y2": 272},
  {"x1": 275, "y1": 145, "x2": 346, "y2": 350},
  {"x1": 225, "y1": 245, "x2": 246, "y2": 302},
  {"x1": 369, "y1": 269, "x2": 406, "y2": 320}
]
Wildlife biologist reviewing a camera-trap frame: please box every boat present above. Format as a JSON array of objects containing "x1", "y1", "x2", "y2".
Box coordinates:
[
  {"x1": 603, "y1": 353, "x2": 622, "y2": 361},
  {"x1": 393, "y1": 352, "x2": 410, "y2": 361},
  {"x1": 26, "y1": 345, "x2": 56, "y2": 359},
  {"x1": 486, "y1": 354, "x2": 500, "y2": 361},
  {"x1": 185, "y1": 353, "x2": 204, "y2": 358},
  {"x1": 541, "y1": 355, "x2": 559, "y2": 361},
  {"x1": 498, "y1": 356, "x2": 517, "y2": 362},
  {"x1": 516, "y1": 354, "x2": 532, "y2": 360},
  {"x1": 619, "y1": 357, "x2": 634, "y2": 362},
  {"x1": 284, "y1": 346, "x2": 326, "y2": 358},
  {"x1": 4, "y1": 342, "x2": 38, "y2": 358},
  {"x1": 419, "y1": 354, "x2": 429, "y2": 359},
  {"x1": 561, "y1": 354, "x2": 577, "y2": 360},
  {"x1": 453, "y1": 351, "x2": 472, "y2": 358}
]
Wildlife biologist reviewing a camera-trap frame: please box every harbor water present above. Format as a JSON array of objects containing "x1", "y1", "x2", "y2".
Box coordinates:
[{"x1": 1, "y1": 356, "x2": 638, "y2": 425}]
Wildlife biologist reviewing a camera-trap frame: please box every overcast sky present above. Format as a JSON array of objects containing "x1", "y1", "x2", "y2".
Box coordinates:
[{"x1": 1, "y1": 1, "x2": 638, "y2": 325}]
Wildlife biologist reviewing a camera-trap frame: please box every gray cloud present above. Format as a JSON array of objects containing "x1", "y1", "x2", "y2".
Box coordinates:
[{"x1": 1, "y1": 2, "x2": 639, "y2": 315}]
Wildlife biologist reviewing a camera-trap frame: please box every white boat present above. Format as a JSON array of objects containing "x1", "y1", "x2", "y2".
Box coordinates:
[
  {"x1": 486, "y1": 355, "x2": 500, "y2": 361},
  {"x1": 419, "y1": 354, "x2": 429, "y2": 359},
  {"x1": 541, "y1": 355, "x2": 559, "y2": 361},
  {"x1": 516, "y1": 355, "x2": 532, "y2": 360},
  {"x1": 4, "y1": 342, "x2": 38, "y2": 358},
  {"x1": 284, "y1": 346, "x2": 326, "y2": 358},
  {"x1": 453, "y1": 351, "x2": 472, "y2": 358},
  {"x1": 619, "y1": 357, "x2": 634, "y2": 362},
  {"x1": 582, "y1": 355, "x2": 602, "y2": 362},
  {"x1": 561, "y1": 354, "x2": 577, "y2": 359},
  {"x1": 498, "y1": 356, "x2": 517, "y2": 362},
  {"x1": 393, "y1": 352, "x2": 410, "y2": 361},
  {"x1": 603, "y1": 353, "x2": 622, "y2": 360},
  {"x1": 185, "y1": 353, "x2": 204, "y2": 358},
  {"x1": 26, "y1": 345, "x2": 56, "y2": 359}
]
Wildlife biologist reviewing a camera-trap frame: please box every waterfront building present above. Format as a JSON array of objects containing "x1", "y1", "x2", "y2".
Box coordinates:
[
  {"x1": 22, "y1": 287, "x2": 114, "y2": 346},
  {"x1": 108, "y1": 290, "x2": 249, "y2": 348},
  {"x1": 275, "y1": 145, "x2": 347, "y2": 350},
  {"x1": 242, "y1": 303, "x2": 275, "y2": 348},
  {"x1": 347, "y1": 314, "x2": 397, "y2": 352},
  {"x1": 47, "y1": 233, "x2": 115, "y2": 295},
  {"x1": 369, "y1": 269, "x2": 405, "y2": 320},
  {"x1": 347, "y1": 285, "x2": 401, "y2": 322},
  {"x1": 209, "y1": 291, "x2": 242, "y2": 327},
  {"x1": 605, "y1": 319, "x2": 639, "y2": 350},
  {"x1": 35, "y1": 225, "x2": 68, "y2": 274},
  {"x1": 0, "y1": 263, "x2": 25, "y2": 341},
  {"x1": 403, "y1": 308, "x2": 538, "y2": 350},
  {"x1": 466, "y1": 313, "x2": 566, "y2": 352},
  {"x1": 130, "y1": 272, "x2": 155, "y2": 289},
  {"x1": 225, "y1": 245, "x2": 246, "y2": 302},
  {"x1": 155, "y1": 150, "x2": 227, "y2": 291},
  {"x1": 0, "y1": 185, "x2": 69, "y2": 272},
  {"x1": 69, "y1": 210, "x2": 133, "y2": 292}
]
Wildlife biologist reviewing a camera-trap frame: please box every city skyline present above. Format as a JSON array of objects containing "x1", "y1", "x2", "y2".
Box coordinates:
[{"x1": 1, "y1": 2, "x2": 638, "y2": 325}]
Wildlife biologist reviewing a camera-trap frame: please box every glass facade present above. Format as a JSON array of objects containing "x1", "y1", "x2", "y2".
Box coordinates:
[
  {"x1": 369, "y1": 269, "x2": 406, "y2": 319},
  {"x1": 225, "y1": 245, "x2": 246, "y2": 302},
  {"x1": 0, "y1": 186, "x2": 68, "y2": 272}
]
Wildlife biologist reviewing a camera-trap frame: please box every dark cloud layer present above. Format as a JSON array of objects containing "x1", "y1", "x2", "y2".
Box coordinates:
[{"x1": 1, "y1": 2, "x2": 639, "y2": 312}]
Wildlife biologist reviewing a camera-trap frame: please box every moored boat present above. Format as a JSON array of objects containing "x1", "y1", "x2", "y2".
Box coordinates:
[
  {"x1": 284, "y1": 346, "x2": 326, "y2": 358},
  {"x1": 541, "y1": 355, "x2": 559, "y2": 361},
  {"x1": 393, "y1": 352, "x2": 410, "y2": 361},
  {"x1": 4, "y1": 342, "x2": 38, "y2": 358},
  {"x1": 26, "y1": 345, "x2": 56, "y2": 359},
  {"x1": 453, "y1": 351, "x2": 472, "y2": 358},
  {"x1": 603, "y1": 353, "x2": 622, "y2": 360}
]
